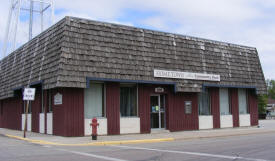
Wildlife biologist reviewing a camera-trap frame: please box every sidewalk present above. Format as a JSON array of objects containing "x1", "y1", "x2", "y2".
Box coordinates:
[{"x1": 1, "y1": 120, "x2": 275, "y2": 146}]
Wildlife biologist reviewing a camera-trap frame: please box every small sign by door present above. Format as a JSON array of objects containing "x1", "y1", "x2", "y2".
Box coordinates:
[
  {"x1": 155, "y1": 87, "x2": 164, "y2": 93},
  {"x1": 54, "y1": 93, "x2": 62, "y2": 105},
  {"x1": 23, "y1": 88, "x2": 36, "y2": 101},
  {"x1": 185, "y1": 101, "x2": 192, "y2": 114}
]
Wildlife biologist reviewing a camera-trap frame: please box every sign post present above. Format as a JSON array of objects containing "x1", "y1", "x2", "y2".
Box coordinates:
[{"x1": 23, "y1": 88, "x2": 36, "y2": 138}]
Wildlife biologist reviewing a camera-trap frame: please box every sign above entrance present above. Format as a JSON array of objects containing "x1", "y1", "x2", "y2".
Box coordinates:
[
  {"x1": 154, "y1": 69, "x2": 220, "y2": 81},
  {"x1": 23, "y1": 88, "x2": 36, "y2": 101},
  {"x1": 54, "y1": 93, "x2": 63, "y2": 105}
]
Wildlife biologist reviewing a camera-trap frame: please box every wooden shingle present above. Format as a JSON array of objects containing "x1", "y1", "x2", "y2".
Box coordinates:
[{"x1": 0, "y1": 16, "x2": 267, "y2": 99}]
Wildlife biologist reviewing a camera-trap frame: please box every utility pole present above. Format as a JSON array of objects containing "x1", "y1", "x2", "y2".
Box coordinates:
[
  {"x1": 29, "y1": 0, "x2": 33, "y2": 40},
  {"x1": 1, "y1": 0, "x2": 54, "y2": 59}
]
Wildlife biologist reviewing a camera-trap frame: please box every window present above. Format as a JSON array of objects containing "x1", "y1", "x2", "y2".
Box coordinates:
[
  {"x1": 84, "y1": 83, "x2": 105, "y2": 118},
  {"x1": 198, "y1": 88, "x2": 211, "y2": 115},
  {"x1": 238, "y1": 89, "x2": 248, "y2": 114},
  {"x1": 219, "y1": 88, "x2": 231, "y2": 115},
  {"x1": 120, "y1": 85, "x2": 137, "y2": 117}
]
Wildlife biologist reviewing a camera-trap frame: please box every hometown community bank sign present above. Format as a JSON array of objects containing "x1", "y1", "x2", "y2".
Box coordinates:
[{"x1": 154, "y1": 69, "x2": 220, "y2": 81}]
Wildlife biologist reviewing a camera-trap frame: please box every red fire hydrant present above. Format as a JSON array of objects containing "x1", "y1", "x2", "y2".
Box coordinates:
[{"x1": 90, "y1": 117, "x2": 99, "y2": 140}]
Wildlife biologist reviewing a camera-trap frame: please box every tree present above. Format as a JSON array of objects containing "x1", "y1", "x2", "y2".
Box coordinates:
[
  {"x1": 267, "y1": 79, "x2": 275, "y2": 99},
  {"x1": 258, "y1": 79, "x2": 275, "y2": 114},
  {"x1": 258, "y1": 94, "x2": 267, "y2": 114}
]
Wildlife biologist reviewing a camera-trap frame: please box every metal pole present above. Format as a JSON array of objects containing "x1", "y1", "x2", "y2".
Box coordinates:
[
  {"x1": 51, "y1": 0, "x2": 54, "y2": 25},
  {"x1": 40, "y1": 0, "x2": 43, "y2": 32},
  {"x1": 158, "y1": 95, "x2": 161, "y2": 129},
  {"x1": 29, "y1": 0, "x2": 33, "y2": 40},
  {"x1": 12, "y1": 0, "x2": 22, "y2": 51},
  {"x1": 23, "y1": 100, "x2": 30, "y2": 138},
  {"x1": 2, "y1": 0, "x2": 15, "y2": 58}
]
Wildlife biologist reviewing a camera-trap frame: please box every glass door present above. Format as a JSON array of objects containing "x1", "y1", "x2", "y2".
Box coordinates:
[{"x1": 150, "y1": 95, "x2": 165, "y2": 129}]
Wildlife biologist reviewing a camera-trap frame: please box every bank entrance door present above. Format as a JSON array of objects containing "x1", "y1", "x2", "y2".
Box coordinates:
[{"x1": 150, "y1": 95, "x2": 165, "y2": 129}]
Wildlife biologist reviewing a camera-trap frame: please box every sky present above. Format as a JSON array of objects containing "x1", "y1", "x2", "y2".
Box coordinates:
[{"x1": 0, "y1": 0, "x2": 274, "y2": 80}]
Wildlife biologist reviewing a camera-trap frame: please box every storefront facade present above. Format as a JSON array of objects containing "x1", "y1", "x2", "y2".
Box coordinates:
[{"x1": 0, "y1": 17, "x2": 266, "y2": 136}]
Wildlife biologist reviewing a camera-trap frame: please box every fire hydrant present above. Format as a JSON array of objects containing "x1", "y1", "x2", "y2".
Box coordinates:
[{"x1": 90, "y1": 118, "x2": 99, "y2": 140}]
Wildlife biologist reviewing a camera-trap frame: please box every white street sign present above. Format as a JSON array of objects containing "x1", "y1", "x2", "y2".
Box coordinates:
[{"x1": 23, "y1": 88, "x2": 36, "y2": 101}]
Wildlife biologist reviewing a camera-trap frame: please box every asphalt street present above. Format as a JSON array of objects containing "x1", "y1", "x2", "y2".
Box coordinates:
[{"x1": 0, "y1": 130, "x2": 274, "y2": 161}]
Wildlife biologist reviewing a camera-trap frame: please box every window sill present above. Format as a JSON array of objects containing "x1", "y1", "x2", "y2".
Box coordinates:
[
  {"x1": 85, "y1": 117, "x2": 106, "y2": 119},
  {"x1": 120, "y1": 116, "x2": 139, "y2": 118}
]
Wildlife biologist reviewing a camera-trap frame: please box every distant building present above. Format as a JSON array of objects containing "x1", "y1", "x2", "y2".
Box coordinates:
[{"x1": 0, "y1": 17, "x2": 267, "y2": 136}]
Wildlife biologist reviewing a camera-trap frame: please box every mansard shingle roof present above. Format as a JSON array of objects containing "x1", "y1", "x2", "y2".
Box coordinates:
[{"x1": 0, "y1": 16, "x2": 267, "y2": 99}]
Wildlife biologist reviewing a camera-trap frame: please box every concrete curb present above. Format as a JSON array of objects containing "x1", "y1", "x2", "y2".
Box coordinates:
[
  {"x1": 173, "y1": 129, "x2": 275, "y2": 141},
  {"x1": 4, "y1": 129, "x2": 275, "y2": 147},
  {"x1": 5, "y1": 134, "x2": 175, "y2": 146}
]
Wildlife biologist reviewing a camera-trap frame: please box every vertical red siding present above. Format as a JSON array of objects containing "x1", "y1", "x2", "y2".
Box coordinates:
[
  {"x1": 168, "y1": 92, "x2": 199, "y2": 132},
  {"x1": 210, "y1": 88, "x2": 220, "y2": 128},
  {"x1": 65, "y1": 88, "x2": 84, "y2": 136},
  {"x1": 167, "y1": 91, "x2": 175, "y2": 131},
  {"x1": 165, "y1": 94, "x2": 169, "y2": 130},
  {"x1": 52, "y1": 88, "x2": 65, "y2": 136},
  {"x1": 0, "y1": 100, "x2": 3, "y2": 127},
  {"x1": 31, "y1": 88, "x2": 41, "y2": 133},
  {"x1": 106, "y1": 83, "x2": 120, "y2": 135},
  {"x1": 138, "y1": 85, "x2": 198, "y2": 132},
  {"x1": 0, "y1": 96, "x2": 22, "y2": 130},
  {"x1": 230, "y1": 89, "x2": 239, "y2": 127},
  {"x1": 53, "y1": 88, "x2": 84, "y2": 137},
  {"x1": 248, "y1": 90, "x2": 258, "y2": 126},
  {"x1": 43, "y1": 90, "x2": 48, "y2": 134},
  {"x1": 138, "y1": 85, "x2": 151, "y2": 133}
]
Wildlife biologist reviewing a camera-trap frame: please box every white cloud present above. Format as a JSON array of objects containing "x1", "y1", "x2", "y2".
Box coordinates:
[{"x1": 54, "y1": 0, "x2": 127, "y2": 20}]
